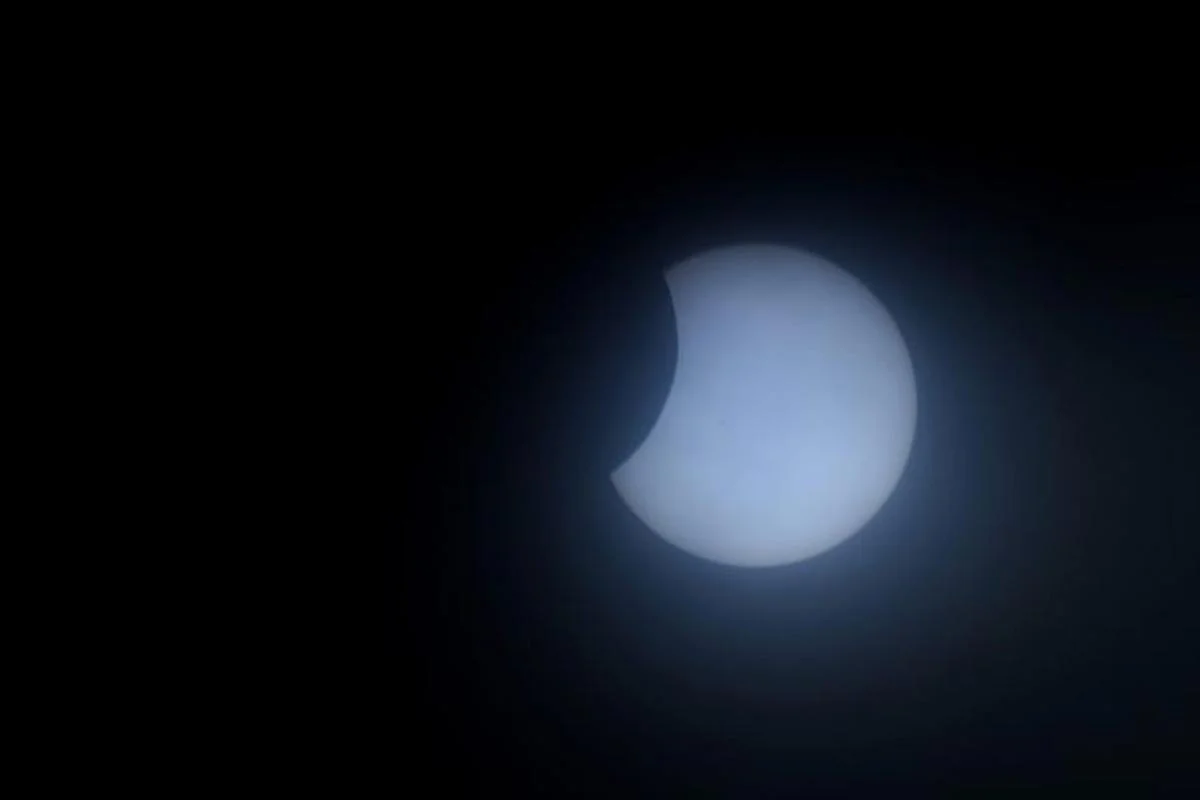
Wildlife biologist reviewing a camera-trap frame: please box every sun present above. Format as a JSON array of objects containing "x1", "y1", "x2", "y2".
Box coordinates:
[{"x1": 611, "y1": 245, "x2": 917, "y2": 567}]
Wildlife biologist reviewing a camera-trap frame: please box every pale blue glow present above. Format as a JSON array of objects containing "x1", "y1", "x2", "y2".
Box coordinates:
[{"x1": 611, "y1": 245, "x2": 917, "y2": 567}]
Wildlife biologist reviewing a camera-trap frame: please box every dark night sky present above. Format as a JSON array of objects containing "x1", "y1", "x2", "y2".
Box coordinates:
[{"x1": 386, "y1": 131, "x2": 1198, "y2": 792}]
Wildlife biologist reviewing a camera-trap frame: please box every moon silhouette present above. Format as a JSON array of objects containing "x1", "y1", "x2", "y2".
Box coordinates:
[{"x1": 610, "y1": 245, "x2": 917, "y2": 567}]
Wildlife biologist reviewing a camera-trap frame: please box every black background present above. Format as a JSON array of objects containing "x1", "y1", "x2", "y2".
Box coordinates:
[{"x1": 386, "y1": 130, "x2": 1198, "y2": 792}]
